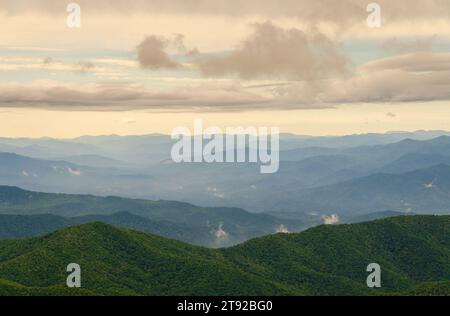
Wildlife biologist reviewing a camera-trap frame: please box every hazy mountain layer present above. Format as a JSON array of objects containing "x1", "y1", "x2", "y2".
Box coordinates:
[{"x1": 0, "y1": 186, "x2": 305, "y2": 247}]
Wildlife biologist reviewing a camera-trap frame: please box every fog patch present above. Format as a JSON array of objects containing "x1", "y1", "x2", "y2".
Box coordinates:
[
  {"x1": 275, "y1": 224, "x2": 289, "y2": 233},
  {"x1": 213, "y1": 223, "x2": 229, "y2": 245},
  {"x1": 321, "y1": 214, "x2": 339, "y2": 225},
  {"x1": 67, "y1": 168, "x2": 82, "y2": 176}
]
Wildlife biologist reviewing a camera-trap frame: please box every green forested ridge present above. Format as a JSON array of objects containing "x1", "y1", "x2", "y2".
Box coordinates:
[{"x1": 0, "y1": 215, "x2": 448, "y2": 296}]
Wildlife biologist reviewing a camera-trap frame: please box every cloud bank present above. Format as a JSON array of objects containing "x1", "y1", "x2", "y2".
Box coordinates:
[
  {"x1": 2, "y1": 51, "x2": 450, "y2": 111},
  {"x1": 2, "y1": 0, "x2": 448, "y2": 26}
]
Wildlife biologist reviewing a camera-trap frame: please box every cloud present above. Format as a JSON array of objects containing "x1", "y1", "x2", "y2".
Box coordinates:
[
  {"x1": 136, "y1": 22, "x2": 350, "y2": 82},
  {"x1": 67, "y1": 167, "x2": 81, "y2": 176},
  {"x1": 275, "y1": 224, "x2": 289, "y2": 233},
  {"x1": 0, "y1": 56, "x2": 98, "y2": 74},
  {"x1": 137, "y1": 34, "x2": 199, "y2": 71},
  {"x1": 362, "y1": 52, "x2": 450, "y2": 73},
  {"x1": 322, "y1": 52, "x2": 450, "y2": 103},
  {"x1": 137, "y1": 36, "x2": 181, "y2": 70},
  {"x1": 2, "y1": 1, "x2": 449, "y2": 26},
  {"x1": 424, "y1": 178, "x2": 437, "y2": 189},
  {"x1": 0, "y1": 81, "x2": 276, "y2": 111},
  {"x1": 321, "y1": 214, "x2": 339, "y2": 225},
  {"x1": 2, "y1": 52, "x2": 450, "y2": 111},
  {"x1": 213, "y1": 223, "x2": 229, "y2": 245},
  {"x1": 386, "y1": 112, "x2": 396, "y2": 118},
  {"x1": 43, "y1": 57, "x2": 53, "y2": 65},
  {"x1": 272, "y1": 52, "x2": 450, "y2": 105},
  {"x1": 197, "y1": 22, "x2": 350, "y2": 81}
]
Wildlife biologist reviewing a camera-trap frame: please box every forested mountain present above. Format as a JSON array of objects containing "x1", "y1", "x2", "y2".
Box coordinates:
[{"x1": 0, "y1": 215, "x2": 448, "y2": 296}]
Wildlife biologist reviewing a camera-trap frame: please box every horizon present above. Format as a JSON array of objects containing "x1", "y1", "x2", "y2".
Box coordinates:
[{"x1": 1, "y1": 128, "x2": 450, "y2": 140}]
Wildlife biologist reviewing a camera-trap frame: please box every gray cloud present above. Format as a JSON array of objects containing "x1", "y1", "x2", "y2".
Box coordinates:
[
  {"x1": 322, "y1": 52, "x2": 450, "y2": 103},
  {"x1": 386, "y1": 112, "x2": 397, "y2": 118},
  {"x1": 42, "y1": 56, "x2": 53, "y2": 65},
  {"x1": 0, "y1": 82, "x2": 282, "y2": 111},
  {"x1": 136, "y1": 34, "x2": 199, "y2": 70},
  {"x1": 2, "y1": 52, "x2": 450, "y2": 111},
  {"x1": 197, "y1": 22, "x2": 350, "y2": 81},
  {"x1": 137, "y1": 36, "x2": 181, "y2": 70},
  {"x1": 362, "y1": 52, "x2": 450, "y2": 73},
  {"x1": 137, "y1": 22, "x2": 350, "y2": 81},
  {"x1": 250, "y1": 52, "x2": 450, "y2": 106}
]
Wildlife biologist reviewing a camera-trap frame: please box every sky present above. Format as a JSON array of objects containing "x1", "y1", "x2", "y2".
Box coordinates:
[{"x1": 0, "y1": 0, "x2": 450, "y2": 138}]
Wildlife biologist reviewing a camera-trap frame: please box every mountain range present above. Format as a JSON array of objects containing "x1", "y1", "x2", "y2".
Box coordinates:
[
  {"x1": 2, "y1": 132, "x2": 450, "y2": 217},
  {"x1": 0, "y1": 185, "x2": 305, "y2": 247},
  {"x1": 262, "y1": 164, "x2": 450, "y2": 217},
  {"x1": 1, "y1": 131, "x2": 450, "y2": 296}
]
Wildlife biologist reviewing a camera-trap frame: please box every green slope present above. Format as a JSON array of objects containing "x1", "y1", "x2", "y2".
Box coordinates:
[
  {"x1": 0, "y1": 223, "x2": 288, "y2": 296},
  {"x1": 0, "y1": 216, "x2": 449, "y2": 296},
  {"x1": 406, "y1": 281, "x2": 450, "y2": 296}
]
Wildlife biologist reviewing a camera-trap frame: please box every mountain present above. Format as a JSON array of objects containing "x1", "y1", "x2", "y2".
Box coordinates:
[
  {"x1": 0, "y1": 215, "x2": 448, "y2": 295},
  {"x1": 0, "y1": 214, "x2": 70, "y2": 239},
  {"x1": 3, "y1": 134, "x2": 450, "y2": 213},
  {"x1": 0, "y1": 186, "x2": 305, "y2": 247},
  {"x1": 378, "y1": 153, "x2": 450, "y2": 174},
  {"x1": 56, "y1": 154, "x2": 130, "y2": 169},
  {"x1": 280, "y1": 136, "x2": 450, "y2": 164},
  {"x1": 146, "y1": 136, "x2": 450, "y2": 211},
  {"x1": 0, "y1": 152, "x2": 156, "y2": 197},
  {"x1": 264, "y1": 164, "x2": 450, "y2": 217},
  {"x1": 0, "y1": 138, "x2": 100, "y2": 160},
  {"x1": 279, "y1": 130, "x2": 450, "y2": 149}
]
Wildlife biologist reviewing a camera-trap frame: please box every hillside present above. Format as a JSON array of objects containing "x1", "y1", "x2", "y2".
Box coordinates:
[
  {"x1": 0, "y1": 215, "x2": 448, "y2": 296},
  {"x1": 0, "y1": 186, "x2": 304, "y2": 247}
]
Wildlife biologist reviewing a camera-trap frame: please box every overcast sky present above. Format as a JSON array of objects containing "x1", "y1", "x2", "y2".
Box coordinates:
[{"x1": 1, "y1": 0, "x2": 450, "y2": 137}]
